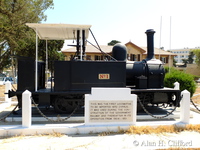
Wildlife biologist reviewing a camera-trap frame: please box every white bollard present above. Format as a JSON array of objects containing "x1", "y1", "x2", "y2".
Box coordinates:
[
  {"x1": 180, "y1": 90, "x2": 190, "y2": 124},
  {"x1": 5, "y1": 81, "x2": 11, "y2": 106},
  {"x1": 22, "y1": 90, "x2": 32, "y2": 127},
  {"x1": 174, "y1": 82, "x2": 180, "y2": 90}
]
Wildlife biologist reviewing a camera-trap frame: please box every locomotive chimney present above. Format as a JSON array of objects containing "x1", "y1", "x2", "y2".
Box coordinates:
[{"x1": 145, "y1": 29, "x2": 155, "y2": 60}]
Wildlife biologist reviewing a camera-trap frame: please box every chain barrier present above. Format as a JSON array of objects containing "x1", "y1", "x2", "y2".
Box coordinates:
[
  {"x1": 31, "y1": 96, "x2": 80, "y2": 122},
  {"x1": 190, "y1": 99, "x2": 200, "y2": 114},
  {"x1": 2, "y1": 91, "x2": 189, "y2": 121},
  {"x1": 0, "y1": 104, "x2": 18, "y2": 121},
  {"x1": 138, "y1": 94, "x2": 182, "y2": 119}
]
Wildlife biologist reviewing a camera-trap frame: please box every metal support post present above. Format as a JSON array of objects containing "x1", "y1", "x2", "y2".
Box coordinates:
[{"x1": 35, "y1": 31, "x2": 38, "y2": 91}]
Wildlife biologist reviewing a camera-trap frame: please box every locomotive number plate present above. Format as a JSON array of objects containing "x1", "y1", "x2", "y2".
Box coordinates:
[{"x1": 99, "y1": 74, "x2": 110, "y2": 79}]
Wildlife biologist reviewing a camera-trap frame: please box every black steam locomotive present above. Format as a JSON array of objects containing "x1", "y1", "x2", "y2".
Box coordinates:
[{"x1": 8, "y1": 24, "x2": 181, "y2": 113}]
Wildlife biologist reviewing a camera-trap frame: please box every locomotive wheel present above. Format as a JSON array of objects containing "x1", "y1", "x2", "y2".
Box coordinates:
[{"x1": 53, "y1": 97, "x2": 78, "y2": 114}]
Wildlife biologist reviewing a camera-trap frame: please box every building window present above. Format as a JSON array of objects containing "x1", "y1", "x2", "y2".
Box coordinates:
[
  {"x1": 130, "y1": 54, "x2": 135, "y2": 61},
  {"x1": 86, "y1": 55, "x2": 91, "y2": 60},
  {"x1": 70, "y1": 55, "x2": 74, "y2": 60},
  {"x1": 127, "y1": 54, "x2": 130, "y2": 60},
  {"x1": 161, "y1": 57, "x2": 168, "y2": 64},
  {"x1": 95, "y1": 55, "x2": 100, "y2": 60},
  {"x1": 94, "y1": 55, "x2": 103, "y2": 60},
  {"x1": 161, "y1": 57, "x2": 166, "y2": 63},
  {"x1": 127, "y1": 54, "x2": 141, "y2": 61},
  {"x1": 137, "y1": 54, "x2": 140, "y2": 61}
]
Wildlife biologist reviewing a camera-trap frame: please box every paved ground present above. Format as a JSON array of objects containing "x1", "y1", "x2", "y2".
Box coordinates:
[{"x1": 0, "y1": 130, "x2": 200, "y2": 149}]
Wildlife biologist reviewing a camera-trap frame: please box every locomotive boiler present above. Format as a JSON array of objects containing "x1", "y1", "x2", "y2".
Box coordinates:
[{"x1": 8, "y1": 24, "x2": 181, "y2": 114}]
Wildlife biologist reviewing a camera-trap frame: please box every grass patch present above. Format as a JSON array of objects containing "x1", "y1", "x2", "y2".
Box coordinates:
[
  {"x1": 98, "y1": 126, "x2": 126, "y2": 136},
  {"x1": 0, "y1": 130, "x2": 65, "y2": 140},
  {"x1": 158, "y1": 148, "x2": 200, "y2": 150},
  {"x1": 126, "y1": 124, "x2": 200, "y2": 135}
]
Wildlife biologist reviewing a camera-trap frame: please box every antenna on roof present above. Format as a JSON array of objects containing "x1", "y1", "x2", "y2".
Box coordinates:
[
  {"x1": 169, "y1": 16, "x2": 172, "y2": 73},
  {"x1": 169, "y1": 16, "x2": 172, "y2": 51},
  {"x1": 159, "y1": 16, "x2": 162, "y2": 60}
]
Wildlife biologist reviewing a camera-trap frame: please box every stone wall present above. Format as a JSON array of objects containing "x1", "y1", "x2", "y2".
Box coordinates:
[{"x1": 185, "y1": 64, "x2": 200, "y2": 77}]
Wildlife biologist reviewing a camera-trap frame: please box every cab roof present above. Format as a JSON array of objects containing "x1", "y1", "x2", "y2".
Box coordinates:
[{"x1": 26, "y1": 23, "x2": 92, "y2": 40}]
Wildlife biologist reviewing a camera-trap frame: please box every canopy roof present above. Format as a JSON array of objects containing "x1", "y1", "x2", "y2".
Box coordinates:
[{"x1": 26, "y1": 23, "x2": 92, "y2": 40}]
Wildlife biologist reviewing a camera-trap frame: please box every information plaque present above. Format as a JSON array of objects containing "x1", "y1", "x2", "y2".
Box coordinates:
[
  {"x1": 89, "y1": 100, "x2": 133, "y2": 122},
  {"x1": 85, "y1": 88, "x2": 137, "y2": 125}
]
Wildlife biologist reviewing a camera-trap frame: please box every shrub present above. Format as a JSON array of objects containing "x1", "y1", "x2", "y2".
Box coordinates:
[{"x1": 164, "y1": 67, "x2": 197, "y2": 97}]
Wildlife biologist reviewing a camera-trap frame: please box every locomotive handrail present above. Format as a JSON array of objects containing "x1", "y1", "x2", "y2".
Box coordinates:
[{"x1": 88, "y1": 29, "x2": 117, "y2": 61}]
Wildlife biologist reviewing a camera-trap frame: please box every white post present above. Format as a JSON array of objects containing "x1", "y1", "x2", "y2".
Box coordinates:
[
  {"x1": 174, "y1": 82, "x2": 180, "y2": 90},
  {"x1": 22, "y1": 90, "x2": 32, "y2": 127},
  {"x1": 180, "y1": 90, "x2": 190, "y2": 124},
  {"x1": 5, "y1": 81, "x2": 11, "y2": 106}
]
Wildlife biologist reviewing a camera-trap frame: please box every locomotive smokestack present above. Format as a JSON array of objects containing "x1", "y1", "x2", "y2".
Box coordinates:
[{"x1": 145, "y1": 29, "x2": 155, "y2": 60}]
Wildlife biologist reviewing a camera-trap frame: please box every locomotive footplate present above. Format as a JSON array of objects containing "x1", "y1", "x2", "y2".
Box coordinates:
[
  {"x1": 130, "y1": 87, "x2": 181, "y2": 106},
  {"x1": 10, "y1": 88, "x2": 90, "y2": 114},
  {"x1": 130, "y1": 87, "x2": 181, "y2": 93}
]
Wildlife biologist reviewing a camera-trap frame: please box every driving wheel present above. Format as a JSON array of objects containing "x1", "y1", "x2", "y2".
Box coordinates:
[{"x1": 54, "y1": 97, "x2": 78, "y2": 114}]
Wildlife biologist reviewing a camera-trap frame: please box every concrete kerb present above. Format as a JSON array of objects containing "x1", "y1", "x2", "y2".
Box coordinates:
[
  {"x1": 0, "y1": 83, "x2": 196, "y2": 137},
  {"x1": 0, "y1": 123, "x2": 131, "y2": 137},
  {"x1": 0, "y1": 103, "x2": 12, "y2": 112},
  {"x1": 0, "y1": 121, "x2": 194, "y2": 137}
]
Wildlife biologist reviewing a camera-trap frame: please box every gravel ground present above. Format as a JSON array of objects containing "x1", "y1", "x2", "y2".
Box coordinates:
[{"x1": 0, "y1": 131, "x2": 200, "y2": 150}]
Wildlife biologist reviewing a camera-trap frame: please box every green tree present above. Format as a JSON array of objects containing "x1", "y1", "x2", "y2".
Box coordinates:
[
  {"x1": 0, "y1": 41, "x2": 10, "y2": 71},
  {"x1": 15, "y1": 39, "x2": 65, "y2": 72},
  {"x1": 182, "y1": 58, "x2": 188, "y2": 65},
  {"x1": 16, "y1": 39, "x2": 64, "y2": 59},
  {"x1": 0, "y1": 0, "x2": 54, "y2": 72},
  {"x1": 173, "y1": 58, "x2": 177, "y2": 67},
  {"x1": 193, "y1": 49, "x2": 200, "y2": 67},
  {"x1": 108, "y1": 40, "x2": 121, "y2": 46},
  {"x1": 188, "y1": 51, "x2": 194, "y2": 64}
]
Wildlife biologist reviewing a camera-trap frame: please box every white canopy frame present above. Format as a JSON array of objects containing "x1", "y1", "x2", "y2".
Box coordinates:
[{"x1": 26, "y1": 23, "x2": 91, "y2": 91}]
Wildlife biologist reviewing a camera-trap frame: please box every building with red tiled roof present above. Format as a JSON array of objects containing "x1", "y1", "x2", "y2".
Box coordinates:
[{"x1": 62, "y1": 41, "x2": 176, "y2": 67}]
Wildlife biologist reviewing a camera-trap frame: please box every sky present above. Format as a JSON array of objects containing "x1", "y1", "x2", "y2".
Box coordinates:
[{"x1": 43, "y1": 0, "x2": 200, "y2": 51}]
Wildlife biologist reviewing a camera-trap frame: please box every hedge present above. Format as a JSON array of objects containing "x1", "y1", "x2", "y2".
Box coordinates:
[{"x1": 164, "y1": 67, "x2": 197, "y2": 97}]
